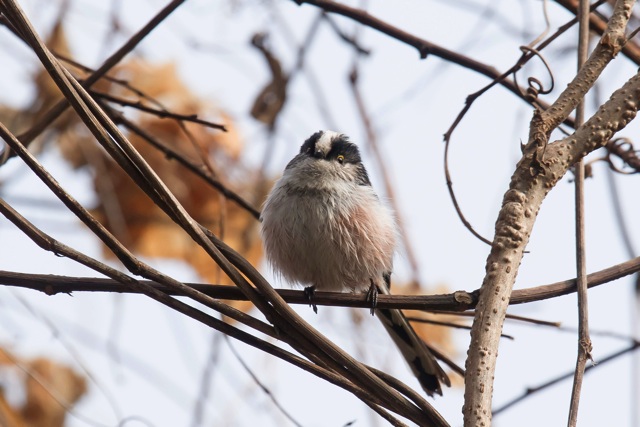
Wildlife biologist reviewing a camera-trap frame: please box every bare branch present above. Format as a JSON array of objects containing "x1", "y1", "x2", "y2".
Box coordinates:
[
  {"x1": 567, "y1": 0, "x2": 594, "y2": 424},
  {"x1": 464, "y1": 1, "x2": 637, "y2": 425},
  {"x1": 90, "y1": 90, "x2": 227, "y2": 131},
  {"x1": 493, "y1": 342, "x2": 640, "y2": 417},
  {"x1": 405, "y1": 316, "x2": 515, "y2": 340},
  {"x1": 538, "y1": 0, "x2": 632, "y2": 133},
  {"x1": 225, "y1": 337, "x2": 304, "y2": 427},
  {"x1": 2, "y1": 255, "x2": 639, "y2": 311}
]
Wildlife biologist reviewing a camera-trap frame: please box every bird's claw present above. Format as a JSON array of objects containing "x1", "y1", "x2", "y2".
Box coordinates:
[
  {"x1": 366, "y1": 281, "x2": 378, "y2": 316},
  {"x1": 304, "y1": 286, "x2": 318, "y2": 314}
]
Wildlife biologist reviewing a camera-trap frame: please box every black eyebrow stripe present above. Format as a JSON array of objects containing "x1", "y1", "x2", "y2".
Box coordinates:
[{"x1": 300, "y1": 130, "x2": 324, "y2": 154}]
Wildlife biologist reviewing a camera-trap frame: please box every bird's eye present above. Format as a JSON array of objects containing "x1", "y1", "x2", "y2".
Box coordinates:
[{"x1": 336, "y1": 155, "x2": 345, "y2": 164}]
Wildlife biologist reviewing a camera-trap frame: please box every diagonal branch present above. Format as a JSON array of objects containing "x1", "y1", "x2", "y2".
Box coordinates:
[
  {"x1": 292, "y1": 0, "x2": 534, "y2": 106},
  {"x1": 493, "y1": 342, "x2": 640, "y2": 417},
  {"x1": 538, "y1": 1, "x2": 632, "y2": 132},
  {"x1": 90, "y1": 89, "x2": 226, "y2": 130},
  {"x1": 0, "y1": 122, "x2": 276, "y2": 338},
  {"x1": 0, "y1": 0, "x2": 188, "y2": 164},
  {"x1": 101, "y1": 104, "x2": 261, "y2": 219}
]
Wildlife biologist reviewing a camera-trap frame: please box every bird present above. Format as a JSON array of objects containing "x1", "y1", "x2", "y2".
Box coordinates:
[{"x1": 260, "y1": 130, "x2": 450, "y2": 396}]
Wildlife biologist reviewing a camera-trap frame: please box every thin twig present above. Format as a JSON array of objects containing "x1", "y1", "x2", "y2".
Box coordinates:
[
  {"x1": 190, "y1": 332, "x2": 222, "y2": 427},
  {"x1": 405, "y1": 316, "x2": 514, "y2": 340},
  {"x1": 556, "y1": 325, "x2": 640, "y2": 342},
  {"x1": 322, "y1": 12, "x2": 371, "y2": 55},
  {"x1": 493, "y1": 342, "x2": 640, "y2": 417},
  {"x1": 89, "y1": 90, "x2": 226, "y2": 130},
  {"x1": 430, "y1": 310, "x2": 562, "y2": 327},
  {"x1": 567, "y1": 1, "x2": 594, "y2": 424},
  {"x1": 225, "y1": 337, "x2": 304, "y2": 427}
]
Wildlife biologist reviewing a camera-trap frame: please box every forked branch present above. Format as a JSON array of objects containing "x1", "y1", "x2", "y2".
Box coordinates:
[{"x1": 464, "y1": 1, "x2": 637, "y2": 425}]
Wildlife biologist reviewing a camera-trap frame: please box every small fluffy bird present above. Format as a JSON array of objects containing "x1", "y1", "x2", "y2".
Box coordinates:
[{"x1": 260, "y1": 130, "x2": 449, "y2": 396}]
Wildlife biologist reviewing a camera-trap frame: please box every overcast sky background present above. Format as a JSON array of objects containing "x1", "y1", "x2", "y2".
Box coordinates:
[{"x1": 0, "y1": 0, "x2": 639, "y2": 426}]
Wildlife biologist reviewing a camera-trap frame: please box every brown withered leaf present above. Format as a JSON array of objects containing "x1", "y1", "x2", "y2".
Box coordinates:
[
  {"x1": 89, "y1": 105, "x2": 259, "y2": 268},
  {"x1": 0, "y1": 16, "x2": 264, "y2": 316},
  {"x1": 249, "y1": 33, "x2": 288, "y2": 129},
  {"x1": 0, "y1": 348, "x2": 86, "y2": 427},
  {"x1": 20, "y1": 358, "x2": 87, "y2": 427},
  {"x1": 66, "y1": 60, "x2": 265, "y2": 317}
]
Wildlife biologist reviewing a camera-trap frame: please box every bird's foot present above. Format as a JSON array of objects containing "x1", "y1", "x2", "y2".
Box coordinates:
[
  {"x1": 304, "y1": 285, "x2": 318, "y2": 314},
  {"x1": 366, "y1": 280, "x2": 378, "y2": 316}
]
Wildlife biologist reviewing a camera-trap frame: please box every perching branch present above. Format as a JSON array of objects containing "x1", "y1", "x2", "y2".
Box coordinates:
[{"x1": 1, "y1": 254, "x2": 639, "y2": 311}]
